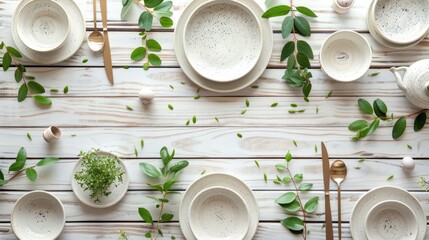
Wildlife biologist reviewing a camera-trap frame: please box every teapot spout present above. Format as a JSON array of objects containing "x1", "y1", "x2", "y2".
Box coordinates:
[{"x1": 390, "y1": 67, "x2": 408, "y2": 91}]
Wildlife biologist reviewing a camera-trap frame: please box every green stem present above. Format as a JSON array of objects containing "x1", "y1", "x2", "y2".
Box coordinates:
[
  {"x1": 132, "y1": 0, "x2": 159, "y2": 20},
  {"x1": 373, "y1": 109, "x2": 428, "y2": 121},
  {"x1": 286, "y1": 162, "x2": 307, "y2": 240},
  {"x1": 7, "y1": 165, "x2": 36, "y2": 182},
  {"x1": 1, "y1": 44, "x2": 31, "y2": 96}
]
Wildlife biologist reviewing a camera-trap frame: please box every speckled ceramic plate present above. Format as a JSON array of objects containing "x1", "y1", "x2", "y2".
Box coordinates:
[
  {"x1": 175, "y1": 0, "x2": 273, "y2": 92},
  {"x1": 179, "y1": 173, "x2": 258, "y2": 240},
  {"x1": 11, "y1": 0, "x2": 85, "y2": 64},
  {"x1": 350, "y1": 186, "x2": 426, "y2": 240}
]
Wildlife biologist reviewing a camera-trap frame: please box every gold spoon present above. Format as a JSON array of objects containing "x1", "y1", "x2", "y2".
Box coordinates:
[
  {"x1": 87, "y1": 0, "x2": 104, "y2": 52},
  {"x1": 330, "y1": 160, "x2": 347, "y2": 240}
]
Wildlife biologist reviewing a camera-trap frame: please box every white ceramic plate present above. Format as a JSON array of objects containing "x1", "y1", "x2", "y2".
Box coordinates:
[
  {"x1": 11, "y1": 0, "x2": 85, "y2": 64},
  {"x1": 11, "y1": 190, "x2": 65, "y2": 240},
  {"x1": 350, "y1": 186, "x2": 426, "y2": 240},
  {"x1": 71, "y1": 151, "x2": 130, "y2": 208},
  {"x1": 179, "y1": 173, "x2": 259, "y2": 240},
  {"x1": 175, "y1": 0, "x2": 273, "y2": 92}
]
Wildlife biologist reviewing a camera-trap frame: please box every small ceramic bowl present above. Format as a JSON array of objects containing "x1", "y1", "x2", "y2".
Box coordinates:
[
  {"x1": 189, "y1": 186, "x2": 250, "y2": 240},
  {"x1": 369, "y1": 0, "x2": 429, "y2": 45},
  {"x1": 183, "y1": 0, "x2": 263, "y2": 83},
  {"x1": 11, "y1": 190, "x2": 65, "y2": 240},
  {"x1": 17, "y1": 0, "x2": 70, "y2": 52},
  {"x1": 332, "y1": 0, "x2": 355, "y2": 13},
  {"x1": 365, "y1": 200, "x2": 418, "y2": 240},
  {"x1": 320, "y1": 30, "x2": 372, "y2": 82}
]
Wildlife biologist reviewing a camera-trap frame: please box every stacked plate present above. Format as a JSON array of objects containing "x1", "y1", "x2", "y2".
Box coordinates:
[
  {"x1": 179, "y1": 173, "x2": 259, "y2": 240},
  {"x1": 175, "y1": 0, "x2": 273, "y2": 92},
  {"x1": 11, "y1": 0, "x2": 85, "y2": 64},
  {"x1": 350, "y1": 186, "x2": 427, "y2": 240},
  {"x1": 367, "y1": 0, "x2": 429, "y2": 49}
]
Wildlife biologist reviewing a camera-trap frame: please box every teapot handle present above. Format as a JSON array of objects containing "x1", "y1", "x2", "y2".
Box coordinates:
[{"x1": 390, "y1": 67, "x2": 408, "y2": 91}]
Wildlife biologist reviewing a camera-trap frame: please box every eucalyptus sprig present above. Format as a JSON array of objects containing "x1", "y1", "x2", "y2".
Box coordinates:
[
  {"x1": 349, "y1": 98, "x2": 428, "y2": 140},
  {"x1": 417, "y1": 176, "x2": 429, "y2": 191},
  {"x1": 275, "y1": 151, "x2": 318, "y2": 239},
  {"x1": 122, "y1": 0, "x2": 173, "y2": 70},
  {"x1": 0, "y1": 42, "x2": 52, "y2": 105},
  {"x1": 262, "y1": 2, "x2": 317, "y2": 101},
  {"x1": 138, "y1": 146, "x2": 189, "y2": 239},
  {"x1": 0, "y1": 147, "x2": 59, "y2": 186}
]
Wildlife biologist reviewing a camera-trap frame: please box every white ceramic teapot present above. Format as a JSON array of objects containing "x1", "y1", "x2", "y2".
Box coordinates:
[{"x1": 390, "y1": 59, "x2": 429, "y2": 109}]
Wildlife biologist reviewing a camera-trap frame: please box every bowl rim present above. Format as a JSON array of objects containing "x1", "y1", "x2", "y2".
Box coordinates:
[
  {"x1": 11, "y1": 190, "x2": 66, "y2": 240},
  {"x1": 16, "y1": 0, "x2": 71, "y2": 53},
  {"x1": 182, "y1": 0, "x2": 264, "y2": 83},
  {"x1": 319, "y1": 30, "x2": 372, "y2": 82},
  {"x1": 369, "y1": 0, "x2": 429, "y2": 45}
]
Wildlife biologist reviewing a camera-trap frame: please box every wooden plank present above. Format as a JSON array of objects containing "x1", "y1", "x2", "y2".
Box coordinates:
[
  {"x1": 1, "y1": 158, "x2": 428, "y2": 191},
  {"x1": 0, "y1": 127, "x2": 428, "y2": 158}
]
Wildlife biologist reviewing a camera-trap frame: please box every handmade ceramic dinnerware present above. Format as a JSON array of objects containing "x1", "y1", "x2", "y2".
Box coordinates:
[
  {"x1": 71, "y1": 151, "x2": 130, "y2": 208},
  {"x1": 369, "y1": 0, "x2": 429, "y2": 45},
  {"x1": 175, "y1": 0, "x2": 273, "y2": 92},
  {"x1": 364, "y1": 200, "x2": 418, "y2": 240},
  {"x1": 189, "y1": 186, "x2": 250, "y2": 240},
  {"x1": 319, "y1": 30, "x2": 372, "y2": 82},
  {"x1": 16, "y1": 0, "x2": 70, "y2": 52},
  {"x1": 11, "y1": 0, "x2": 85, "y2": 64},
  {"x1": 350, "y1": 186, "x2": 426, "y2": 240},
  {"x1": 179, "y1": 173, "x2": 259, "y2": 240},
  {"x1": 332, "y1": 0, "x2": 355, "y2": 13},
  {"x1": 43, "y1": 126, "x2": 62, "y2": 143},
  {"x1": 11, "y1": 190, "x2": 65, "y2": 240},
  {"x1": 390, "y1": 59, "x2": 429, "y2": 109},
  {"x1": 183, "y1": 0, "x2": 263, "y2": 82}
]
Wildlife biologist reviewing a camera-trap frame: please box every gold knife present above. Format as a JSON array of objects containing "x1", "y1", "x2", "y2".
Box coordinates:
[
  {"x1": 100, "y1": 0, "x2": 114, "y2": 85},
  {"x1": 321, "y1": 142, "x2": 334, "y2": 240}
]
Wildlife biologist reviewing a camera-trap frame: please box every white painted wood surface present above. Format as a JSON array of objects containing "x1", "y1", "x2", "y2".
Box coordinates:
[{"x1": 0, "y1": 0, "x2": 428, "y2": 239}]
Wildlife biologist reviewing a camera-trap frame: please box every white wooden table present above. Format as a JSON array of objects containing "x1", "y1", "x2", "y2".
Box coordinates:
[{"x1": 1, "y1": 0, "x2": 429, "y2": 239}]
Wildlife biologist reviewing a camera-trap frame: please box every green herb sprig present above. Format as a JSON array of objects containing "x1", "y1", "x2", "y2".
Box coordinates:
[{"x1": 417, "y1": 176, "x2": 429, "y2": 191}]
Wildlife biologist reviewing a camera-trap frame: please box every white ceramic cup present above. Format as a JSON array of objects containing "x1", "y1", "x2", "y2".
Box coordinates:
[
  {"x1": 43, "y1": 126, "x2": 62, "y2": 143},
  {"x1": 17, "y1": 0, "x2": 70, "y2": 52},
  {"x1": 332, "y1": 0, "x2": 355, "y2": 13},
  {"x1": 364, "y1": 200, "x2": 418, "y2": 240},
  {"x1": 189, "y1": 186, "x2": 250, "y2": 240},
  {"x1": 183, "y1": 0, "x2": 263, "y2": 83},
  {"x1": 369, "y1": 0, "x2": 429, "y2": 45},
  {"x1": 319, "y1": 30, "x2": 372, "y2": 82},
  {"x1": 11, "y1": 190, "x2": 66, "y2": 240}
]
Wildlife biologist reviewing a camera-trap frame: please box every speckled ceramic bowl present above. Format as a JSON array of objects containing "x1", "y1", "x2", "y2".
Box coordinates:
[
  {"x1": 11, "y1": 190, "x2": 65, "y2": 240},
  {"x1": 364, "y1": 200, "x2": 418, "y2": 240},
  {"x1": 370, "y1": 0, "x2": 429, "y2": 45},
  {"x1": 189, "y1": 186, "x2": 250, "y2": 240},
  {"x1": 183, "y1": 0, "x2": 263, "y2": 83}
]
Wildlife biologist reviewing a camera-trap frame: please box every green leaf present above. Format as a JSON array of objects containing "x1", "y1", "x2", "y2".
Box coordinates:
[
  {"x1": 302, "y1": 82, "x2": 312, "y2": 101},
  {"x1": 146, "y1": 39, "x2": 162, "y2": 52},
  {"x1": 254, "y1": 160, "x2": 260, "y2": 168},
  {"x1": 9, "y1": 147, "x2": 27, "y2": 171},
  {"x1": 263, "y1": 173, "x2": 267, "y2": 183},
  {"x1": 121, "y1": 0, "x2": 132, "y2": 19},
  {"x1": 0, "y1": 169, "x2": 4, "y2": 180},
  {"x1": 163, "y1": 180, "x2": 175, "y2": 190},
  {"x1": 281, "y1": 217, "x2": 304, "y2": 232},
  {"x1": 304, "y1": 196, "x2": 319, "y2": 213},
  {"x1": 155, "y1": 10, "x2": 173, "y2": 17},
  {"x1": 7, "y1": 46, "x2": 22, "y2": 58},
  {"x1": 280, "y1": 41, "x2": 295, "y2": 62},
  {"x1": 139, "y1": 11, "x2": 153, "y2": 31},
  {"x1": 168, "y1": 104, "x2": 173, "y2": 110},
  {"x1": 33, "y1": 95, "x2": 52, "y2": 105},
  {"x1": 287, "y1": 55, "x2": 296, "y2": 71},
  {"x1": 27, "y1": 81, "x2": 45, "y2": 94},
  {"x1": 387, "y1": 175, "x2": 394, "y2": 181},
  {"x1": 281, "y1": 16, "x2": 294, "y2": 39},
  {"x1": 281, "y1": 199, "x2": 300, "y2": 212},
  {"x1": 275, "y1": 192, "x2": 296, "y2": 204},
  {"x1": 261, "y1": 5, "x2": 291, "y2": 18},
  {"x1": 144, "y1": 0, "x2": 163, "y2": 8},
  {"x1": 299, "y1": 183, "x2": 313, "y2": 191},
  {"x1": 296, "y1": 52, "x2": 310, "y2": 68},
  {"x1": 160, "y1": 146, "x2": 172, "y2": 166},
  {"x1": 0, "y1": 42, "x2": 3, "y2": 49},
  {"x1": 348, "y1": 120, "x2": 368, "y2": 131},
  {"x1": 139, "y1": 162, "x2": 161, "y2": 178},
  {"x1": 414, "y1": 112, "x2": 426, "y2": 132},
  {"x1": 282, "y1": 176, "x2": 291, "y2": 184},
  {"x1": 154, "y1": 1, "x2": 172, "y2": 11},
  {"x1": 297, "y1": 40, "x2": 314, "y2": 59},
  {"x1": 141, "y1": 138, "x2": 145, "y2": 149},
  {"x1": 18, "y1": 83, "x2": 28, "y2": 102},
  {"x1": 271, "y1": 102, "x2": 278, "y2": 107},
  {"x1": 285, "y1": 151, "x2": 292, "y2": 162},
  {"x1": 63, "y1": 86, "x2": 69, "y2": 94},
  {"x1": 131, "y1": 47, "x2": 147, "y2": 61},
  {"x1": 293, "y1": 173, "x2": 303, "y2": 182},
  {"x1": 296, "y1": 6, "x2": 318, "y2": 17},
  {"x1": 0, "y1": 179, "x2": 9, "y2": 186},
  {"x1": 192, "y1": 115, "x2": 197, "y2": 123},
  {"x1": 3, "y1": 52, "x2": 11, "y2": 71},
  {"x1": 14, "y1": 68, "x2": 22, "y2": 82},
  {"x1": 275, "y1": 164, "x2": 285, "y2": 171},
  {"x1": 138, "y1": 208, "x2": 153, "y2": 223},
  {"x1": 143, "y1": 62, "x2": 150, "y2": 71},
  {"x1": 170, "y1": 160, "x2": 189, "y2": 173},
  {"x1": 367, "y1": 118, "x2": 380, "y2": 135},
  {"x1": 36, "y1": 157, "x2": 59, "y2": 167},
  {"x1": 294, "y1": 16, "x2": 311, "y2": 37},
  {"x1": 25, "y1": 168, "x2": 37, "y2": 181},
  {"x1": 148, "y1": 54, "x2": 162, "y2": 66},
  {"x1": 374, "y1": 98, "x2": 388, "y2": 114},
  {"x1": 160, "y1": 213, "x2": 174, "y2": 222},
  {"x1": 145, "y1": 232, "x2": 151, "y2": 238},
  {"x1": 392, "y1": 117, "x2": 406, "y2": 139},
  {"x1": 358, "y1": 98, "x2": 373, "y2": 115},
  {"x1": 160, "y1": 17, "x2": 173, "y2": 28}
]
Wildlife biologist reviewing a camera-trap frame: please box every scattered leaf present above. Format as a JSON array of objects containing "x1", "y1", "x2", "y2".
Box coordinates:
[{"x1": 138, "y1": 207, "x2": 153, "y2": 223}]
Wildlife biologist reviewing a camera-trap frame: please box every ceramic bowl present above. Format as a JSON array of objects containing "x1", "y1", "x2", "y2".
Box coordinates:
[
  {"x1": 16, "y1": 0, "x2": 70, "y2": 52},
  {"x1": 189, "y1": 186, "x2": 250, "y2": 240},
  {"x1": 319, "y1": 30, "x2": 372, "y2": 82},
  {"x1": 365, "y1": 200, "x2": 418, "y2": 240},
  {"x1": 183, "y1": 0, "x2": 263, "y2": 83},
  {"x1": 11, "y1": 190, "x2": 65, "y2": 240},
  {"x1": 332, "y1": 0, "x2": 355, "y2": 13},
  {"x1": 369, "y1": 0, "x2": 429, "y2": 45}
]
